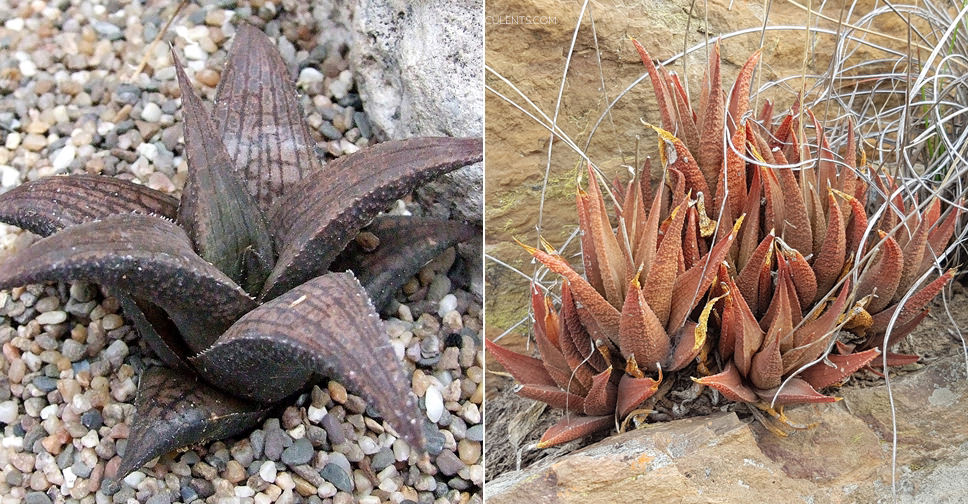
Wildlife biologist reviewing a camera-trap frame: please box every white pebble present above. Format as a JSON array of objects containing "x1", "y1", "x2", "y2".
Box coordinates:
[
  {"x1": 425, "y1": 386, "x2": 444, "y2": 423},
  {"x1": 141, "y1": 102, "x2": 162, "y2": 122},
  {"x1": 4, "y1": 132, "x2": 21, "y2": 150},
  {"x1": 19, "y1": 59, "x2": 37, "y2": 77},
  {"x1": 297, "y1": 67, "x2": 324, "y2": 86},
  {"x1": 307, "y1": 405, "x2": 326, "y2": 423},
  {"x1": 51, "y1": 146, "x2": 76, "y2": 172},
  {"x1": 184, "y1": 44, "x2": 206, "y2": 61},
  {"x1": 136, "y1": 142, "x2": 158, "y2": 162},
  {"x1": 62, "y1": 467, "x2": 77, "y2": 489},
  {"x1": 80, "y1": 430, "x2": 99, "y2": 448},
  {"x1": 0, "y1": 165, "x2": 18, "y2": 188},
  {"x1": 258, "y1": 460, "x2": 276, "y2": 483},
  {"x1": 36, "y1": 310, "x2": 68, "y2": 325},
  {"x1": 123, "y1": 470, "x2": 146, "y2": 487},
  {"x1": 4, "y1": 18, "x2": 24, "y2": 31},
  {"x1": 40, "y1": 404, "x2": 58, "y2": 420},
  {"x1": 437, "y1": 294, "x2": 458, "y2": 317},
  {"x1": 316, "y1": 482, "x2": 337, "y2": 498},
  {"x1": 0, "y1": 401, "x2": 18, "y2": 424},
  {"x1": 235, "y1": 486, "x2": 255, "y2": 498},
  {"x1": 2, "y1": 436, "x2": 24, "y2": 450}
]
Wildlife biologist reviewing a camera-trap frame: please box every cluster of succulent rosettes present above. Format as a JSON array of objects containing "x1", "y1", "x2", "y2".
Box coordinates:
[
  {"x1": 487, "y1": 39, "x2": 957, "y2": 446},
  {"x1": 0, "y1": 24, "x2": 482, "y2": 482}
]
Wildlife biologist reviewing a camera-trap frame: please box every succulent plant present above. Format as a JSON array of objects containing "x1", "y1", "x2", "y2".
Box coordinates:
[
  {"x1": 488, "y1": 39, "x2": 957, "y2": 446},
  {"x1": 0, "y1": 24, "x2": 482, "y2": 481}
]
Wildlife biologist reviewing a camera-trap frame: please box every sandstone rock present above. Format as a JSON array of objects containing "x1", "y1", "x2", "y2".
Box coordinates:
[{"x1": 487, "y1": 354, "x2": 968, "y2": 503}]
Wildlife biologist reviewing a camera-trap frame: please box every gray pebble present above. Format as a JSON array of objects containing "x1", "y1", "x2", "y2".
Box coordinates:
[
  {"x1": 263, "y1": 427, "x2": 289, "y2": 461},
  {"x1": 466, "y1": 424, "x2": 483, "y2": 442},
  {"x1": 320, "y1": 463, "x2": 353, "y2": 492},
  {"x1": 371, "y1": 448, "x2": 394, "y2": 471},
  {"x1": 319, "y1": 121, "x2": 342, "y2": 140},
  {"x1": 32, "y1": 376, "x2": 57, "y2": 392},
  {"x1": 71, "y1": 459, "x2": 93, "y2": 478},
  {"x1": 25, "y1": 492, "x2": 53, "y2": 504},
  {"x1": 280, "y1": 437, "x2": 313, "y2": 466},
  {"x1": 146, "y1": 493, "x2": 171, "y2": 504},
  {"x1": 81, "y1": 409, "x2": 103, "y2": 430}
]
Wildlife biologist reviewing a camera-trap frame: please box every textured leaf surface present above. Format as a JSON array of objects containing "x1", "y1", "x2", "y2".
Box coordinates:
[
  {"x1": 0, "y1": 214, "x2": 256, "y2": 352},
  {"x1": 536, "y1": 415, "x2": 613, "y2": 448},
  {"x1": 757, "y1": 378, "x2": 839, "y2": 406},
  {"x1": 192, "y1": 272, "x2": 425, "y2": 449},
  {"x1": 485, "y1": 338, "x2": 557, "y2": 387},
  {"x1": 114, "y1": 367, "x2": 267, "y2": 483},
  {"x1": 175, "y1": 54, "x2": 275, "y2": 295},
  {"x1": 695, "y1": 361, "x2": 757, "y2": 402},
  {"x1": 116, "y1": 293, "x2": 192, "y2": 370},
  {"x1": 617, "y1": 373, "x2": 661, "y2": 417},
  {"x1": 331, "y1": 216, "x2": 476, "y2": 310},
  {"x1": 213, "y1": 23, "x2": 322, "y2": 211},
  {"x1": 0, "y1": 174, "x2": 177, "y2": 237},
  {"x1": 263, "y1": 137, "x2": 482, "y2": 299},
  {"x1": 800, "y1": 348, "x2": 880, "y2": 390}
]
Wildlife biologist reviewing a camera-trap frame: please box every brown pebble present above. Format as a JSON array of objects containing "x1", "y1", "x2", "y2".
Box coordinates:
[
  {"x1": 292, "y1": 474, "x2": 316, "y2": 497},
  {"x1": 328, "y1": 380, "x2": 347, "y2": 404},
  {"x1": 224, "y1": 460, "x2": 246, "y2": 483},
  {"x1": 196, "y1": 69, "x2": 221, "y2": 87}
]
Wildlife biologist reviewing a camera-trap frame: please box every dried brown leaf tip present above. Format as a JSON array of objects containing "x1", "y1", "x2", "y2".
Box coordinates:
[
  {"x1": 489, "y1": 40, "x2": 958, "y2": 445},
  {"x1": 0, "y1": 23, "x2": 482, "y2": 482}
]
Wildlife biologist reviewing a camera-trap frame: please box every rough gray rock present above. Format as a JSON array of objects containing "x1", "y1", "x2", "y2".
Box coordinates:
[{"x1": 321, "y1": 0, "x2": 484, "y2": 223}]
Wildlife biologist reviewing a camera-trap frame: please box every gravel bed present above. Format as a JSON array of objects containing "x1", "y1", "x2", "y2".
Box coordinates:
[{"x1": 0, "y1": 1, "x2": 483, "y2": 503}]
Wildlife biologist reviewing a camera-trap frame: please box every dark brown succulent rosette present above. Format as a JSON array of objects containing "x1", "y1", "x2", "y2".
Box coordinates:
[{"x1": 0, "y1": 23, "x2": 482, "y2": 482}]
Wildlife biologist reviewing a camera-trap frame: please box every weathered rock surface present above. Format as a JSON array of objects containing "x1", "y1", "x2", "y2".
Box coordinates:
[
  {"x1": 486, "y1": 354, "x2": 968, "y2": 503},
  {"x1": 349, "y1": 0, "x2": 484, "y2": 224}
]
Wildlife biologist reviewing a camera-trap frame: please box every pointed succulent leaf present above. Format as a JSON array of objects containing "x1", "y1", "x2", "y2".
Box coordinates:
[
  {"x1": 756, "y1": 378, "x2": 839, "y2": 406},
  {"x1": 0, "y1": 214, "x2": 256, "y2": 352},
  {"x1": 113, "y1": 367, "x2": 268, "y2": 484},
  {"x1": 521, "y1": 242, "x2": 622, "y2": 339},
  {"x1": 632, "y1": 39, "x2": 677, "y2": 131},
  {"x1": 644, "y1": 200, "x2": 687, "y2": 327},
  {"x1": 116, "y1": 293, "x2": 192, "y2": 370},
  {"x1": 799, "y1": 348, "x2": 880, "y2": 390},
  {"x1": 517, "y1": 384, "x2": 585, "y2": 412},
  {"x1": 870, "y1": 269, "x2": 954, "y2": 334},
  {"x1": 330, "y1": 216, "x2": 476, "y2": 310},
  {"x1": 485, "y1": 339, "x2": 557, "y2": 387},
  {"x1": 0, "y1": 174, "x2": 177, "y2": 237},
  {"x1": 697, "y1": 42, "x2": 724, "y2": 189},
  {"x1": 560, "y1": 282, "x2": 608, "y2": 372},
  {"x1": 582, "y1": 166, "x2": 627, "y2": 307},
  {"x1": 213, "y1": 23, "x2": 323, "y2": 212},
  {"x1": 668, "y1": 216, "x2": 742, "y2": 331},
  {"x1": 582, "y1": 367, "x2": 618, "y2": 416},
  {"x1": 618, "y1": 274, "x2": 670, "y2": 372},
  {"x1": 726, "y1": 49, "x2": 762, "y2": 134},
  {"x1": 616, "y1": 371, "x2": 661, "y2": 418},
  {"x1": 192, "y1": 272, "x2": 425, "y2": 449},
  {"x1": 174, "y1": 54, "x2": 275, "y2": 296},
  {"x1": 576, "y1": 187, "x2": 606, "y2": 295},
  {"x1": 263, "y1": 137, "x2": 483, "y2": 300},
  {"x1": 694, "y1": 361, "x2": 758, "y2": 402},
  {"x1": 536, "y1": 415, "x2": 614, "y2": 448},
  {"x1": 750, "y1": 318, "x2": 784, "y2": 390},
  {"x1": 857, "y1": 232, "x2": 902, "y2": 313},
  {"x1": 894, "y1": 208, "x2": 932, "y2": 301},
  {"x1": 813, "y1": 192, "x2": 846, "y2": 299},
  {"x1": 651, "y1": 125, "x2": 711, "y2": 205}
]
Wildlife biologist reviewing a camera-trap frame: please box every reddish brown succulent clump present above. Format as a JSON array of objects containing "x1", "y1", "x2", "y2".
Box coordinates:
[{"x1": 488, "y1": 38, "x2": 959, "y2": 446}]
